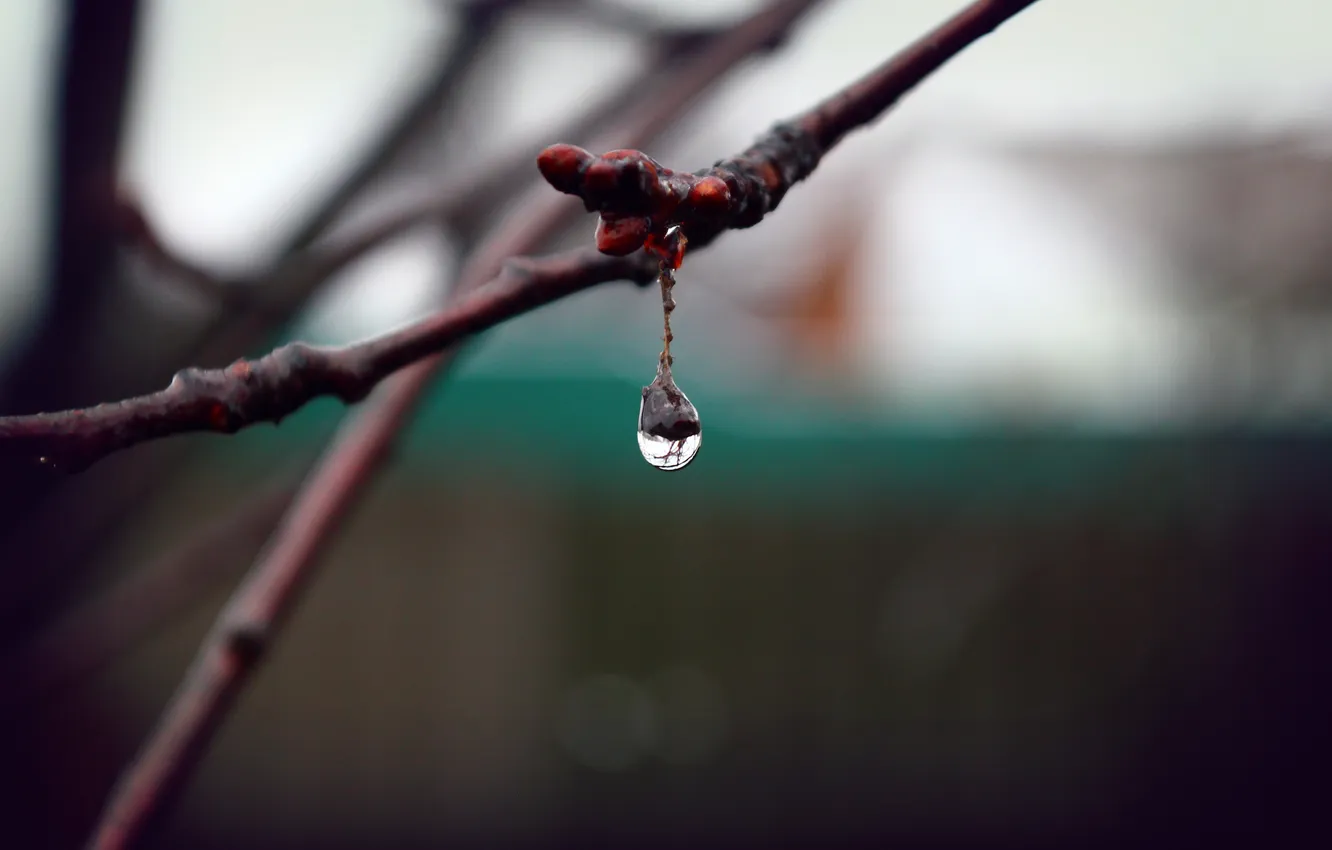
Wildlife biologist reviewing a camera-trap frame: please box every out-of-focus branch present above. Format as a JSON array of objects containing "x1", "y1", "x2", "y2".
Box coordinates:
[
  {"x1": 540, "y1": 0, "x2": 1042, "y2": 255},
  {"x1": 84, "y1": 2, "x2": 828, "y2": 847}
]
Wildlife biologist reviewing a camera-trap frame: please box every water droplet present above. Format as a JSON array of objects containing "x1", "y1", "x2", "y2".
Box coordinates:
[{"x1": 638, "y1": 374, "x2": 701, "y2": 471}]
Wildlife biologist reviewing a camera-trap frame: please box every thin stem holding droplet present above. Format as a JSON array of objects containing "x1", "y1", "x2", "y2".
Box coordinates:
[
  {"x1": 658, "y1": 264, "x2": 676, "y2": 377},
  {"x1": 655, "y1": 226, "x2": 686, "y2": 381}
]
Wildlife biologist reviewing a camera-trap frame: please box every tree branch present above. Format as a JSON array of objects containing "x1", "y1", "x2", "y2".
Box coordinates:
[{"x1": 84, "y1": 2, "x2": 829, "y2": 847}]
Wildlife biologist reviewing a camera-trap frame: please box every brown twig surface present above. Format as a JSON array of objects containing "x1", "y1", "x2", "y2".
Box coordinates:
[{"x1": 85, "y1": 1, "x2": 1042, "y2": 846}]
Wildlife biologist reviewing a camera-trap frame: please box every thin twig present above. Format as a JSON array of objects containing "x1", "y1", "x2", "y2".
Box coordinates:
[{"x1": 84, "y1": 2, "x2": 829, "y2": 847}]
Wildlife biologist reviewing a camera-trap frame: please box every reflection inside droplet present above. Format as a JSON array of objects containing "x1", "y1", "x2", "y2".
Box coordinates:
[
  {"x1": 637, "y1": 429, "x2": 702, "y2": 471},
  {"x1": 637, "y1": 375, "x2": 701, "y2": 471}
]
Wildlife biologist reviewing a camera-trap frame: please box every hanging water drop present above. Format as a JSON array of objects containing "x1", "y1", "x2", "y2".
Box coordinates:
[
  {"x1": 638, "y1": 375, "x2": 702, "y2": 471},
  {"x1": 637, "y1": 226, "x2": 700, "y2": 471}
]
